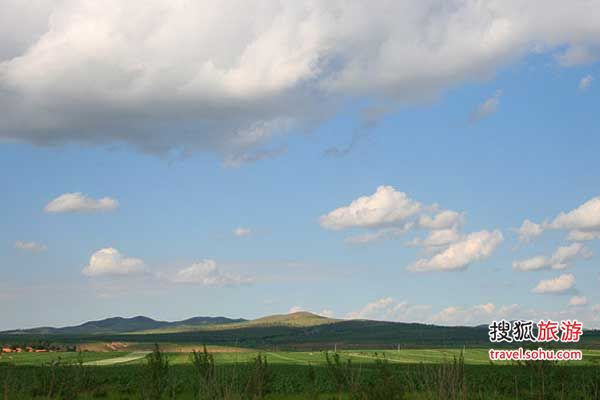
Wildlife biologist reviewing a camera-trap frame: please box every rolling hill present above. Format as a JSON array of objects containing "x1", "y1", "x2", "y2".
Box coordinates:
[
  {"x1": 2, "y1": 315, "x2": 246, "y2": 335},
  {"x1": 3, "y1": 312, "x2": 599, "y2": 350},
  {"x1": 136, "y1": 311, "x2": 338, "y2": 334}
]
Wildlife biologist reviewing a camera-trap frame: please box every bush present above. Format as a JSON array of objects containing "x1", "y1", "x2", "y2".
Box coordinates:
[{"x1": 140, "y1": 344, "x2": 171, "y2": 400}]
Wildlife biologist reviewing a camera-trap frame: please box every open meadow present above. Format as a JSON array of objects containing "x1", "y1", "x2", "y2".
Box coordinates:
[{"x1": 2, "y1": 345, "x2": 600, "y2": 399}]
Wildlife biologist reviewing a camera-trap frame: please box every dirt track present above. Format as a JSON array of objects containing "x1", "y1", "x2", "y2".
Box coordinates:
[{"x1": 83, "y1": 351, "x2": 150, "y2": 366}]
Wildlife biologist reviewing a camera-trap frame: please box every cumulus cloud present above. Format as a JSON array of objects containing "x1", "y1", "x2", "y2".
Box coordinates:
[
  {"x1": 471, "y1": 90, "x2": 502, "y2": 121},
  {"x1": 408, "y1": 230, "x2": 503, "y2": 272},
  {"x1": 322, "y1": 186, "x2": 472, "y2": 249},
  {"x1": 579, "y1": 75, "x2": 593, "y2": 91},
  {"x1": 319, "y1": 309, "x2": 335, "y2": 318},
  {"x1": 532, "y1": 273, "x2": 576, "y2": 294},
  {"x1": 3, "y1": 2, "x2": 600, "y2": 158},
  {"x1": 513, "y1": 243, "x2": 591, "y2": 271},
  {"x1": 320, "y1": 186, "x2": 422, "y2": 230},
  {"x1": 44, "y1": 193, "x2": 118, "y2": 213},
  {"x1": 233, "y1": 227, "x2": 252, "y2": 237},
  {"x1": 516, "y1": 219, "x2": 544, "y2": 243},
  {"x1": 569, "y1": 296, "x2": 587, "y2": 307},
  {"x1": 82, "y1": 248, "x2": 146, "y2": 277},
  {"x1": 14, "y1": 241, "x2": 47, "y2": 252},
  {"x1": 549, "y1": 197, "x2": 600, "y2": 231},
  {"x1": 172, "y1": 259, "x2": 251, "y2": 286},
  {"x1": 519, "y1": 197, "x2": 600, "y2": 243}
]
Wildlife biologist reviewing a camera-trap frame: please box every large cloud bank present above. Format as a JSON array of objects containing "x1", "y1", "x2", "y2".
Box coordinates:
[{"x1": 2, "y1": 1, "x2": 600, "y2": 160}]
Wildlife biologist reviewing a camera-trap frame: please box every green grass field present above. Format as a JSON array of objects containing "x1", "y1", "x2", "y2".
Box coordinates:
[
  {"x1": 4, "y1": 347, "x2": 600, "y2": 366},
  {"x1": 3, "y1": 346, "x2": 600, "y2": 399},
  {"x1": 0, "y1": 351, "x2": 119, "y2": 366}
]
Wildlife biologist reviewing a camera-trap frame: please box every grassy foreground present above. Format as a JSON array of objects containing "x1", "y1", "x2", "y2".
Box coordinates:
[
  {"x1": 4, "y1": 347, "x2": 600, "y2": 366},
  {"x1": 1, "y1": 346, "x2": 600, "y2": 399}
]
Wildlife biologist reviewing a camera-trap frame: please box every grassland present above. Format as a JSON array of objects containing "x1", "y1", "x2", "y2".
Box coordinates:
[
  {"x1": 2, "y1": 346, "x2": 600, "y2": 399},
  {"x1": 3, "y1": 313, "x2": 600, "y2": 398},
  {"x1": 4, "y1": 347, "x2": 600, "y2": 367}
]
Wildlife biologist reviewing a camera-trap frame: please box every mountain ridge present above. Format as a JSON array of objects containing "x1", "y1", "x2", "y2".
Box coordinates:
[{"x1": 2, "y1": 315, "x2": 247, "y2": 335}]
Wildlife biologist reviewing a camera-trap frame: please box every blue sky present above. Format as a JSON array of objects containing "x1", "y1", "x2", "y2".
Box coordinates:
[{"x1": 2, "y1": 1, "x2": 600, "y2": 330}]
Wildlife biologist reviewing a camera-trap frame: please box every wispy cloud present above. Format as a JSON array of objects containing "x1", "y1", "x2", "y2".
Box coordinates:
[
  {"x1": 14, "y1": 241, "x2": 47, "y2": 253},
  {"x1": 579, "y1": 74, "x2": 593, "y2": 91},
  {"x1": 172, "y1": 259, "x2": 252, "y2": 286},
  {"x1": 471, "y1": 90, "x2": 502, "y2": 121},
  {"x1": 44, "y1": 193, "x2": 118, "y2": 213},
  {"x1": 532, "y1": 274, "x2": 576, "y2": 295}
]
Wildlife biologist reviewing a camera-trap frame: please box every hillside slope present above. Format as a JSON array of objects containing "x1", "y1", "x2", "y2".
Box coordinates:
[{"x1": 137, "y1": 311, "x2": 338, "y2": 334}]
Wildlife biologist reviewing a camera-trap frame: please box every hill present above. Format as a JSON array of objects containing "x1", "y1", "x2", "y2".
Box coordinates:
[
  {"x1": 0, "y1": 312, "x2": 492, "y2": 349},
  {"x1": 4, "y1": 312, "x2": 599, "y2": 349},
  {"x1": 137, "y1": 311, "x2": 338, "y2": 334},
  {"x1": 2, "y1": 315, "x2": 246, "y2": 335}
]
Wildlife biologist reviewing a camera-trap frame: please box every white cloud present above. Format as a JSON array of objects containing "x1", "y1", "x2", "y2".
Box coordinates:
[
  {"x1": 471, "y1": 90, "x2": 502, "y2": 121},
  {"x1": 322, "y1": 186, "x2": 470, "y2": 247},
  {"x1": 520, "y1": 197, "x2": 600, "y2": 243},
  {"x1": 430, "y1": 303, "x2": 524, "y2": 326},
  {"x1": 14, "y1": 241, "x2": 47, "y2": 253},
  {"x1": 44, "y1": 192, "x2": 118, "y2": 213},
  {"x1": 320, "y1": 186, "x2": 422, "y2": 230},
  {"x1": 345, "y1": 224, "x2": 413, "y2": 245},
  {"x1": 579, "y1": 74, "x2": 593, "y2": 91},
  {"x1": 346, "y1": 297, "x2": 431, "y2": 322},
  {"x1": 516, "y1": 219, "x2": 544, "y2": 243},
  {"x1": 408, "y1": 230, "x2": 503, "y2": 272},
  {"x1": 567, "y1": 230, "x2": 600, "y2": 241},
  {"x1": 410, "y1": 228, "x2": 462, "y2": 249},
  {"x1": 346, "y1": 298, "x2": 521, "y2": 326},
  {"x1": 172, "y1": 259, "x2": 250, "y2": 286},
  {"x1": 431, "y1": 303, "x2": 497, "y2": 326},
  {"x1": 549, "y1": 197, "x2": 600, "y2": 231},
  {"x1": 233, "y1": 227, "x2": 252, "y2": 237},
  {"x1": 550, "y1": 242, "x2": 591, "y2": 269},
  {"x1": 513, "y1": 243, "x2": 591, "y2": 271},
  {"x1": 512, "y1": 255, "x2": 549, "y2": 271},
  {"x1": 319, "y1": 309, "x2": 335, "y2": 318},
  {"x1": 532, "y1": 273, "x2": 576, "y2": 294},
  {"x1": 569, "y1": 296, "x2": 587, "y2": 307},
  {"x1": 3, "y1": 2, "x2": 600, "y2": 158},
  {"x1": 593, "y1": 304, "x2": 600, "y2": 313},
  {"x1": 82, "y1": 248, "x2": 146, "y2": 277},
  {"x1": 418, "y1": 210, "x2": 464, "y2": 230},
  {"x1": 557, "y1": 46, "x2": 600, "y2": 67}
]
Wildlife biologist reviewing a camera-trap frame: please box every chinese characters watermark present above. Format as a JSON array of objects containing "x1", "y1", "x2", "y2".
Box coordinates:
[
  {"x1": 488, "y1": 319, "x2": 584, "y2": 362},
  {"x1": 488, "y1": 319, "x2": 583, "y2": 343}
]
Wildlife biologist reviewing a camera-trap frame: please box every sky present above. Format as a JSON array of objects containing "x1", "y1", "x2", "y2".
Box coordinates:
[{"x1": 1, "y1": 0, "x2": 600, "y2": 330}]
